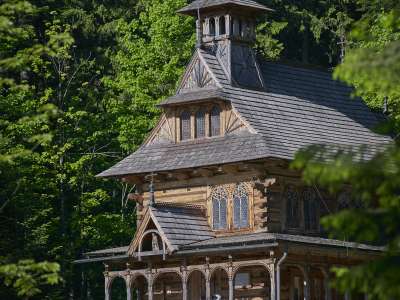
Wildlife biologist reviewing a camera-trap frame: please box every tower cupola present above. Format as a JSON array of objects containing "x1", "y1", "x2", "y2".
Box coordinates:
[
  {"x1": 178, "y1": 0, "x2": 272, "y2": 46},
  {"x1": 178, "y1": 0, "x2": 272, "y2": 89}
]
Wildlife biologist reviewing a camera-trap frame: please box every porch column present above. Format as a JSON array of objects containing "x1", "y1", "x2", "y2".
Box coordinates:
[
  {"x1": 205, "y1": 257, "x2": 211, "y2": 300},
  {"x1": 181, "y1": 264, "x2": 188, "y2": 300},
  {"x1": 345, "y1": 291, "x2": 350, "y2": 300},
  {"x1": 104, "y1": 275, "x2": 111, "y2": 300},
  {"x1": 125, "y1": 268, "x2": 133, "y2": 300},
  {"x1": 228, "y1": 256, "x2": 234, "y2": 300},
  {"x1": 126, "y1": 286, "x2": 132, "y2": 300},
  {"x1": 147, "y1": 268, "x2": 154, "y2": 300},
  {"x1": 322, "y1": 267, "x2": 332, "y2": 300},
  {"x1": 303, "y1": 265, "x2": 310, "y2": 300},
  {"x1": 268, "y1": 262, "x2": 276, "y2": 300}
]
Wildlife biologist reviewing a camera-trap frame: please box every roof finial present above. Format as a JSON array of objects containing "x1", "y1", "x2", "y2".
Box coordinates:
[
  {"x1": 338, "y1": 34, "x2": 347, "y2": 63},
  {"x1": 383, "y1": 97, "x2": 389, "y2": 115}
]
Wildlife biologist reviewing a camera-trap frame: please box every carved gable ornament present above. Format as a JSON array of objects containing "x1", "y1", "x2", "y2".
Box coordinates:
[
  {"x1": 144, "y1": 114, "x2": 175, "y2": 146},
  {"x1": 127, "y1": 207, "x2": 173, "y2": 260},
  {"x1": 179, "y1": 52, "x2": 218, "y2": 92}
]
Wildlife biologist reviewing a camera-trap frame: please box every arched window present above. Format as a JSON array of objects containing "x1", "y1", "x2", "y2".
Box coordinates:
[
  {"x1": 285, "y1": 185, "x2": 300, "y2": 229},
  {"x1": 212, "y1": 187, "x2": 228, "y2": 230},
  {"x1": 209, "y1": 18, "x2": 216, "y2": 36},
  {"x1": 303, "y1": 187, "x2": 319, "y2": 231},
  {"x1": 233, "y1": 184, "x2": 249, "y2": 229},
  {"x1": 210, "y1": 106, "x2": 221, "y2": 137},
  {"x1": 180, "y1": 111, "x2": 191, "y2": 141},
  {"x1": 195, "y1": 109, "x2": 206, "y2": 138},
  {"x1": 219, "y1": 16, "x2": 226, "y2": 35}
]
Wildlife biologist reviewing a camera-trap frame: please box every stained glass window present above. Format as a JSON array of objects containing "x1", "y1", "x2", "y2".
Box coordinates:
[
  {"x1": 285, "y1": 185, "x2": 300, "y2": 228},
  {"x1": 303, "y1": 187, "x2": 319, "y2": 231},
  {"x1": 233, "y1": 183, "x2": 249, "y2": 229},
  {"x1": 180, "y1": 111, "x2": 191, "y2": 141},
  {"x1": 210, "y1": 106, "x2": 221, "y2": 137},
  {"x1": 195, "y1": 109, "x2": 206, "y2": 138},
  {"x1": 211, "y1": 187, "x2": 228, "y2": 230}
]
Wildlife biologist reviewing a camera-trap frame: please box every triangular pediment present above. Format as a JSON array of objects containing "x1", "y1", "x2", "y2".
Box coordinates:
[
  {"x1": 127, "y1": 207, "x2": 176, "y2": 257},
  {"x1": 178, "y1": 50, "x2": 219, "y2": 93}
]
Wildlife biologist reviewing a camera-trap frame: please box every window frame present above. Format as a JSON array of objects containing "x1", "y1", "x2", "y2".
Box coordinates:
[
  {"x1": 209, "y1": 183, "x2": 253, "y2": 232},
  {"x1": 195, "y1": 108, "x2": 206, "y2": 138},
  {"x1": 284, "y1": 185, "x2": 301, "y2": 230},
  {"x1": 180, "y1": 110, "x2": 192, "y2": 141},
  {"x1": 211, "y1": 186, "x2": 228, "y2": 230},
  {"x1": 209, "y1": 105, "x2": 221, "y2": 137},
  {"x1": 302, "y1": 187, "x2": 320, "y2": 232},
  {"x1": 233, "y1": 183, "x2": 250, "y2": 229}
]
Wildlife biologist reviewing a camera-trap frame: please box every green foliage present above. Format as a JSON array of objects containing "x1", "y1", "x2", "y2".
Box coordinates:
[
  {"x1": 0, "y1": 260, "x2": 61, "y2": 299},
  {"x1": 293, "y1": 2, "x2": 400, "y2": 297},
  {"x1": 334, "y1": 4, "x2": 400, "y2": 118},
  {"x1": 103, "y1": 0, "x2": 194, "y2": 151},
  {"x1": 2, "y1": 0, "x2": 397, "y2": 298}
]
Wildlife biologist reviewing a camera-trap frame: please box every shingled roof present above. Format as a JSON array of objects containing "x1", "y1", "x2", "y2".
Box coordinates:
[
  {"x1": 150, "y1": 203, "x2": 215, "y2": 249},
  {"x1": 127, "y1": 203, "x2": 215, "y2": 255},
  {"x1": 178, "y1": 0, "x2": 273, "y2": 15},
  {"x1": 98, "y1": 46, "x2": 391, "y2": 178},
  {"x1": 158, "y1": 87, "x2": 227, "y2": 107}
]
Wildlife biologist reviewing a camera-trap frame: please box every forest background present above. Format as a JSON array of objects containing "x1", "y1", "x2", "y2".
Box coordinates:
[{"x1": 0, "y1": 0, "x2": 399, "y2": 299}]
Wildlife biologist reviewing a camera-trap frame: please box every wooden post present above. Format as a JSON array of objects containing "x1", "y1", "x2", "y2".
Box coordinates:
[
  {"x1": 344, "y1": 291, "x2": 350, "y2": 300},
  {"x1": 228, "y1": 255, "x2": 234, "y2": 300},
  {"x1": 322, "y1": 267, "x2": 332, "y2": 300},
  {"x1": 303, "y1": 266, "x2": 310, "y2": 300},
  {"x1": 205, "y1": 257, "x2": 211, "y2": 300},
  {"x1": 225, "y1": 15, "x2": 231, "y2": 36},
  {"x1": 181, "y1": 263, "x2": 188, "y2": 300},
  {"x1": 269, "y1": 262, "x2": 276, "y2": 300},
  {"x1": 126, "y1": 286, "x2": 132, "y2": 300},
  {"x1": 104, "y1": 265, "x2": 111, "y2": 300},
  {"x1": 104, "y1": 276, "x2": 111, "y2": 300},
  {"x1": 147, "y1": 266, "x2": 154, "y2": 300}
]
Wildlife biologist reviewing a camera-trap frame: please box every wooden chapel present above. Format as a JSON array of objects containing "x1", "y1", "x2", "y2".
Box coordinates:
[{"x1": 76, "y1": 1, "x2": 391, "y2": 300}]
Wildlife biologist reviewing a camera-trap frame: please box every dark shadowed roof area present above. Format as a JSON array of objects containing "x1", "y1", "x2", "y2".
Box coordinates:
[{"x1": 158, "y1": 88, "x2": 227, "y2": 107}]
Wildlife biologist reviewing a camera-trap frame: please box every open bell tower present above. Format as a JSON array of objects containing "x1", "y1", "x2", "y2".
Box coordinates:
[{"x1": 178, "y1": 0, "x2": 273, "y2": 89}]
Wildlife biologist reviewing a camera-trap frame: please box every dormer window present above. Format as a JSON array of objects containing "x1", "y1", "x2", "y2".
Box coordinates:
[
  {"x1": 195, "y1": 109, "x2": 206, "y2": 138},
  {"x1": 210, "y1": 105, "x2": 221, "y2": 137},
  {"x1": 212, "y1": 186, "x2": 228, "y2": 230},
  {"x1": 180, "y1": 111, "x2": 191, "y2": 141}
]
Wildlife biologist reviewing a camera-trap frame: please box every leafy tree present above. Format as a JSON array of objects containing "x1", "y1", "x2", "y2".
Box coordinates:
[
  {"x1": 0, "y1": 260, "x2": 61, "y2": 299},
  {"x1": 293, "y1": 1, "x2": 400, "y2": 299}
]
